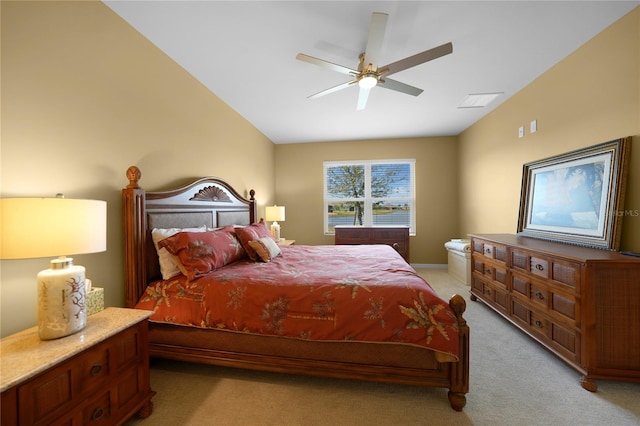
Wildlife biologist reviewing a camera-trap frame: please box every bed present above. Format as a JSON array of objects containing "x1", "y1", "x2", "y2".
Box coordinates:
[{"x1": 122, "y1": 166, "x2": 469, "y2": 411}]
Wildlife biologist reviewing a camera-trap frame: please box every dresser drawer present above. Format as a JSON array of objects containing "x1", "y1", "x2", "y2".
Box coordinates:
[
  {"x1": 550, "y1": 259, "x2": 580, "y2": 289},
  {"x1": 335, "y1": 228, "x2": 372, "y2": 243},
  {"x1": 474, "y1": 261, "x2": 507, "y2": 285},
  {"x1": 530, "y1": 256, "x2": 549, "y2": 279},
  {"x1": 370, "y1": 228, "x2": 407, "y2": 241},
  {"x1": 511, "y1": 250, "x2": 580, "y2": 289},
  {"x1": 472, "y1": 275, "x2": 508, "y2": 314},
  {"x1": 511, "y1": 298, "x2": 579, "y2": 362},
  {"x1": 510, "y1": 272, "x2": 577, "y2": 324},
  {"x1": 529, "y1": 283, "x2": 549, "y2": 309},
  {"x1": 335, "y1": 226, "x2": 409, "y2": 261},
  {"x1": 472, "y1": 238, "x2": 507, "y2": 265}
]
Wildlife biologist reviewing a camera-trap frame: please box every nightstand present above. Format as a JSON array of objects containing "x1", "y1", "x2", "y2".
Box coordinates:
[
  {"x1": 278, "y1": 239, "x2": 295, "y2": 246},
  {"x1": 1, "y1": 307, "x2": 155, "y2": 425}
]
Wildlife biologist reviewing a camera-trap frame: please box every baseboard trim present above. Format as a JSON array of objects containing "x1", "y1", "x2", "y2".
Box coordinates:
[{"x1": 410, "y1": 264, "x2": 447, "y2": 269}]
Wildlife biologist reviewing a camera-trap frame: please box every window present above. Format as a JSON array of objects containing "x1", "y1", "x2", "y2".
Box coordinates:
[{"x1": 324, "y1": 159, "x2": 415, "y2": 234}]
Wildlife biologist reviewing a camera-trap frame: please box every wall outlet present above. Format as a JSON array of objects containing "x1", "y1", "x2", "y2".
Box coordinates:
[
  {"x1": 518, "y1": 126, "x2": 524, "y2": 138},
  {"x1": 530, "y1": 120, "x2": 538, "y2": 133}
]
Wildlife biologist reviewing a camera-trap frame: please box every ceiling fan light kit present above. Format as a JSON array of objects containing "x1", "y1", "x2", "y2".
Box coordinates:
[
  {"x1": 358, "y1": 73, "x2": 378, "y2": 89},
  {"x1": 296, "y1": 11, "x2": 453, "y2": 110}
]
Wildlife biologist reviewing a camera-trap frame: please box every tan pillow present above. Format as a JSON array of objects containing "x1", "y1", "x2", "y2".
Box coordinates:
[
  {"x1": 248, "y1": 236, "x2": 282, "y2": 262},
  {"x1": 235, "y1": 220, "x2": 274, "y2": 260}
]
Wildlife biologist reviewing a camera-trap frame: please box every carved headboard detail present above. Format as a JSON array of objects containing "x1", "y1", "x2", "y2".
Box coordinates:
[{"x1": 190, "y1": 186, "x2": 232, "y2": 202}]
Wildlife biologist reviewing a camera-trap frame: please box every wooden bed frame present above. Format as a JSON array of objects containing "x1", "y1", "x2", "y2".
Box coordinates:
[{"x1": 122, "y1": 166, "x2": 470, "y2": 411}]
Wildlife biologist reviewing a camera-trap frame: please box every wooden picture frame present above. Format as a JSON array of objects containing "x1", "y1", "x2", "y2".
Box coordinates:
[{"x1": 517, "y1": 137, "x2": 631, "y2": 250}]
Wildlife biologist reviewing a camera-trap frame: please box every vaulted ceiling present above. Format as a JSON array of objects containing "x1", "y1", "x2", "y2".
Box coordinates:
[{"x1": 104, "y1": 1, "x2": 639, "y2": 143}]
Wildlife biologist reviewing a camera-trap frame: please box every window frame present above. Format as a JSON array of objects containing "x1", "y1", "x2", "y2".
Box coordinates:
[{"x1": 323, "y1": 159, "x2": 416, "y2": 235}]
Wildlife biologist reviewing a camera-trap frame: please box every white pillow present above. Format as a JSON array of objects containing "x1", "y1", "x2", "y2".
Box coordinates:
[
  {"x1": 151, "y1": 226, "x2": 206, "y2": 279},
  {"x1": 248, "y1": 236, "x2": 282, "y2": 262}
]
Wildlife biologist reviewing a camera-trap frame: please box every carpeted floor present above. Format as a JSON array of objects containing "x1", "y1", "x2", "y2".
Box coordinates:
[{"x1": 125, "y1": 268, "x2": 640, "y2": 426}]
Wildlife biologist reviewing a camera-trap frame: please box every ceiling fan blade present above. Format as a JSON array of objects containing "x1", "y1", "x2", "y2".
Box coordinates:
[
  {"x1": 363, "y1": 12, "x2": 388, "y2": 68},
  {"x1": 308, "y1": 80, "x2": 357, "y2": 99},
  {"x1": 378, "y1": 78, "x2": 423, "y2": 96},
  {"x1": 379, "y1": 42, "x2": 453, "y2": 77},
  {"x1": 356, "y1": 87, "x2": 371, "y2": 110},
  {"x1": 296, "y1": 53, "x2": 357, "y2": 76}
]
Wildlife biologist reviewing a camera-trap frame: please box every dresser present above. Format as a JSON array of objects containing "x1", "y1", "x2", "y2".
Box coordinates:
[
  {"x1": 1, "y1": 307, "x2": 155, "y2": 425},
  {"x1": 469, "y1": 233, "x2": 640, "y2": 391},
  {"x1": 335, "y1": 226, "x2": 410, "y2": 262}
]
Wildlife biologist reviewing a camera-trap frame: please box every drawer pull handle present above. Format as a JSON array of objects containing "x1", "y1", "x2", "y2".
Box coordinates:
[
  {"x1": 485, "y1": 248, "x2": 491, "y2": 254},
  {"x1": 535, "y1": 291, "x2": 544, "y2": 300},
  {"x1": 485, "y1": 268, "x2": 492, "y2": 274},
  {"x1": 535, "y1": 320, "x2": 543, "y2": 328},
  {"x1": 92, "y1": 407, "x2": 104, "y2": 421},
  {"x1": 535, "y1": 264, "x2": 544, "y2": 271},
  {"x1": 90, "y1": 364, "x2": 103, "y2": 376}
]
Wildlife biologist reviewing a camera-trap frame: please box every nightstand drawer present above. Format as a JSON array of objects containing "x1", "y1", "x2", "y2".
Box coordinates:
[
  {"x1": 17, "y1": 343, "x2": 111, "y2": 425},
  {"x1": 114, "y1": 323, "x2": 144, "y2": 372},
  {"x1": 17, "y1": 364, "x2": 74, "y2": 424},
  {"x1": 2, "y1": 308, "x2": 155, "y2": 426},
  {"x1": 83, "y1": 390, "x2": 112, "y2": 425},
  {"x1": 78, "y1": 341, "x2": 110, "y2": 394}
]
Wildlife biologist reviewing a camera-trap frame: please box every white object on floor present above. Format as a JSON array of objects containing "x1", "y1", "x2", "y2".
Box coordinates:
[{"x1": 445, "y1": 238, "x2": 471, "y2": 285}]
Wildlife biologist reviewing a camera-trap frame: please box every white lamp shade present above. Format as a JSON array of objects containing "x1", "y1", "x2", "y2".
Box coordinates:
[
  {"x1": 1, "y1": 198, "x2": 107, "y2": 260},
  {"x1": 265, "y1": 205, "x2": 285, "y2": 222}
]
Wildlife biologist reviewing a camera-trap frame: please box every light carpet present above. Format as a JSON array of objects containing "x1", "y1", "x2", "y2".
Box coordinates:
[{"x1": 125, "y1": 268, "x2": 639, "y2": 426}]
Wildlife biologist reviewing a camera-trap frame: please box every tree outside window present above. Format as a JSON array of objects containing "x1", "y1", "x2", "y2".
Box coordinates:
[{"x1": 324, "y1": 160, "x2": 415, "y2": 234}]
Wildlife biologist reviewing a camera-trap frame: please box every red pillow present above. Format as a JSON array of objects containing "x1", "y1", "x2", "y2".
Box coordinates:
[
  {"x1": 235, "y1": 220, "x2": 275, "y2": 261},
  {"x1": 159, "y1": 226, "x2": 246, "y2": 280}
]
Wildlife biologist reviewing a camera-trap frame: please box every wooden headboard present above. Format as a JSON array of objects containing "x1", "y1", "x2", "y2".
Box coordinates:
[{"x1": 122, "y1": 166, "x2": 256, "y2": 307}]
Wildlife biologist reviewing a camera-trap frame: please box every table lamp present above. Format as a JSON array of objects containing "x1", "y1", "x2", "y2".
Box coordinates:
[
  {"x1": 0, "y1": 196, "x2": 107, "y2": 340},
  {"x1": 265, "y1": 205, "x2": 285, "y2": 241}
]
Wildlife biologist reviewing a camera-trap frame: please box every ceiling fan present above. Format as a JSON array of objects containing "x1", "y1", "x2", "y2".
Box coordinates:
[{"x1": 296, "y1": 12, "x2": 453, "y2": 110}]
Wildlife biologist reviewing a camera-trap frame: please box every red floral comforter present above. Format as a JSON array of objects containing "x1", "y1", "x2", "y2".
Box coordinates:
[{"x1": 135, "y1": 244, "x2": 460, "y2": 359}]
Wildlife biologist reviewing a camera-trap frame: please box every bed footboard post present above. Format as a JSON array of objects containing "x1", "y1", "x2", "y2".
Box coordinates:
[
  {"x1": 448, "y1": 294, "x2": 469, "y2": 411},
  {"x1": 123, "y1": 166, "x2": 147, "y2": 308}
]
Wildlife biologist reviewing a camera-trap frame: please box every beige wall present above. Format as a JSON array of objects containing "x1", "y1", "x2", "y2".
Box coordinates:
[
  {"x1": 458, "y1": 7, "x2": 639, "y2": 253},
  {"x1": 1, "y1": 3, "x2": 638, "y2": 337},
  {"x1": 275, "y1": 137, "x2": 459, "y2": 264},
  {"x1": 1, "y1": 1, "x2": 275, "y2": 336}
]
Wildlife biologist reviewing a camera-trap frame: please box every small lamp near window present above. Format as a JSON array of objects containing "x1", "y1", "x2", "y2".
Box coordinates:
[
  {"x1": 0, "y1": 195, "x2": 107, "y2": 340},
  {"x1": 265, "y1": 205, "x2": 285, "y2": 241}
]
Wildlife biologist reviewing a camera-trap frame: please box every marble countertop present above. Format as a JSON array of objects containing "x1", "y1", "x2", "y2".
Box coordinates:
[{"x1": 0, "y1": 307, "x2": 153, "y2": 392}]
